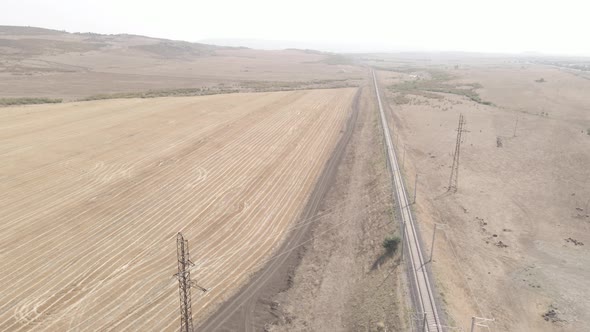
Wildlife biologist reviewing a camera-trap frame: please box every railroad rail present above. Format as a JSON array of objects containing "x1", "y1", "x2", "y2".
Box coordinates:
[{"x1": 372, "y1": 70, "x2": 442, "y2": 331}]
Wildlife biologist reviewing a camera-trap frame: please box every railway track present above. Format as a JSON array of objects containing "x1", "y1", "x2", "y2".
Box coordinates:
[{"x1": 372, "y1": 70, "x2": 442, "y2": 331}]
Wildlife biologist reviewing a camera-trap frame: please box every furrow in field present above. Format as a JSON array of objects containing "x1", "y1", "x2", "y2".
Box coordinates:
[{"x1": 0, "y1": 89, "x2": 355, "y2": 331}]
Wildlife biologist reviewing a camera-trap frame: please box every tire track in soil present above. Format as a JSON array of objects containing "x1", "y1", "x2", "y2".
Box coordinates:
[{"x1": 198, "y1": 87, "x2": 362, "y2": 332}]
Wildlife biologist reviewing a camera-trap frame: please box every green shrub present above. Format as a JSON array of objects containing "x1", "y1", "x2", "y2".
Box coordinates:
[
  {"x1": 389, "y1": 75, "x2": 493, "y2": 106},
  {"x1": 382, "y1": 236, "x2": 401, "y2": 255}
]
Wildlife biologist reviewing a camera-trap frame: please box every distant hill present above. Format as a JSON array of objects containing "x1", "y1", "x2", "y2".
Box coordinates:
[
  {"x1": 0, "y1": 25, "x2": 221, "y2": 58},
  {"x1": 200, "y1": 38, "x2": 362, "y2": 53},
  {"x1": 0, "y1": 25, "x2": 66, "y2": 35},
  {"x1": 0, "y1": 26, "x2": 363, "y2": 100}
]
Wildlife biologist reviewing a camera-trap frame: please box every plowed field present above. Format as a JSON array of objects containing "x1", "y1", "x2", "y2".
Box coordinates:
[{"x1": 0, "y1": 88, "x2": 356, "y2": 331}]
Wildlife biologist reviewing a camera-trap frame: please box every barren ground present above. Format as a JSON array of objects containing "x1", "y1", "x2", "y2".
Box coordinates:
[
  {"x1": 4, "y1": 25, "x2": 590, "y2": 332},
  {"x1": 0, "y1": 88, "x2": 355, "y2": 331},
  {"x1": 0, "y1": 26, "x2": 363, "y2": 100},
  {"x1": 266, "y1": 84, "x2": 410, "y2": 332},
  {"x1": 374, "y1": 59, "x2": 590, "y2": 331}
]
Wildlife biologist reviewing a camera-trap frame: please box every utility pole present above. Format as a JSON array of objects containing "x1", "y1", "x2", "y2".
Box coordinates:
[
  {"x1": 400, "y1": 220, "x2": 406, "y2": 261},
  {"x1": 447, "y1": 114, "x2": 467, "y2": 193},
  {"x1": 402, "y1": 144, "x2": 406, "y2": 169},
  {"x1": 512, "y1": 116, "x2": 519, "y2": 137},
  {"x1": 429, "y1": 224, "x2": 438, "y2": 262},
  {"x1": 175, "y1": 233, "x2": 207, "y2": 332},
  {"x1": 429, "y1": 223, "x2": 448, "y2": 263},
  {"x1": 422, "y1": 313, "x2": 427, "y2": 332},
  {"x1": 413, "y1": 173, "x2": 418, "y2": 204}
]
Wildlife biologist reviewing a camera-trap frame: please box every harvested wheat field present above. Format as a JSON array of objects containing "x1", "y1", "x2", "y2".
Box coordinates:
[{"x1": 0, "y1": 88, "x2": 356, "y2": 331}]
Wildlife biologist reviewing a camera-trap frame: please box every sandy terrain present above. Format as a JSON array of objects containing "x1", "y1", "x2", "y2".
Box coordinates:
[
  {"x1": 0, "y1": 88, "x2": 356, "y2": 331},
  {"x1": 5, "y1": 24, "x2": 589, "y2": 332},
  {"x1": 200, "y1": 83, "x2": 411, "y2": 331},
  {"x1": 375, "y1": 61, "x2": 590, "y2": 331},
  {"x1": 267, "y1": 84, "x2": 410, "y2": 332},
  {"x1": 0, "y1": 26, "x2": 363, "y2": 100}
]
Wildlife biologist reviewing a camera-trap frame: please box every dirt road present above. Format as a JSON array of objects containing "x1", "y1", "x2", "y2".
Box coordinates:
[
  {"x1": 266, "y1": 84, "x2": 409, "y2": 331},
  {"x1": 198, "y1": 88, "x2": 361, "y2": 331}
]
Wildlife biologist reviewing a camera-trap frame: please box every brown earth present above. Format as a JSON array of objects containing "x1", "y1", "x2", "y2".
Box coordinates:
[
  {"x1": 198, "y1": 80, "x2": 362, "y2": 332},
  {"x1": 373, "y1": 59, "x2": 590, "y2": 331},
  {"x1": 0, "y1": 88, "x2": 355, "y2": 331},
  {"x1": 5, "y1": 25, "x2": 589, "y2": 332},
  {"x1": 266, "y1": 84, "x2": 411, "y2": 332},
  {"x1": 0, "y1": 26, "x2": 363, "y2": 100}
]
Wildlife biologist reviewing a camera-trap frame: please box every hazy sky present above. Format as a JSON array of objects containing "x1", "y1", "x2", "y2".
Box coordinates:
[{"x1": 2, "y1": 0, "x2": 589, "y2": 55}]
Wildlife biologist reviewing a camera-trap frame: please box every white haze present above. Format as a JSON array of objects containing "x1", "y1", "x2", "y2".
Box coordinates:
[{"x1": 1, "y1": 0, "x2": 589, "y2": 55}]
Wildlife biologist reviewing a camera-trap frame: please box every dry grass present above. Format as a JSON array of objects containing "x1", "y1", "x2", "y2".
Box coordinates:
[
  {"x1": 387, "y1": 68, "x2": 493, "y2": 105},
  {"x1": 79, "y1": 79, "x2": 361, "y2": 102},
  {"x1": 79, "y1": 87, "x2": 238, "y2": 101},
  {"x1": 377, "y1": 61, "x2": 590, "y2": 331},
  {"x1": 0, "y1": 26, "x2": 365, "y2": 100},
  {"x1": 0, "y1": 97, "x2": 62, "y2": 106}
]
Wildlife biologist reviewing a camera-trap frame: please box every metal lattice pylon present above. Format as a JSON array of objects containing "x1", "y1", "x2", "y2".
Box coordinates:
[
  {"x1": 448, "y1": 114, "x2": 467, "y2": 193},
  {"x1": 176, "y1": 232, "x2": 194, "y2": 332},
  {"x1": 175, "y1": 233, "x2": 207, "y2": 332}
]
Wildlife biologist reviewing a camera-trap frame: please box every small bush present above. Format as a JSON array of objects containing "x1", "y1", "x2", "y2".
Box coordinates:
[
  {"x1": 393, "y1": 94, "x2": 411, "y2": 105},
  {"x1": 587, "y1": 128, "x2": 590, "y2": 136},
  {"x1": 382, "y1": 236, "x2": 401, "y2": 255}
]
